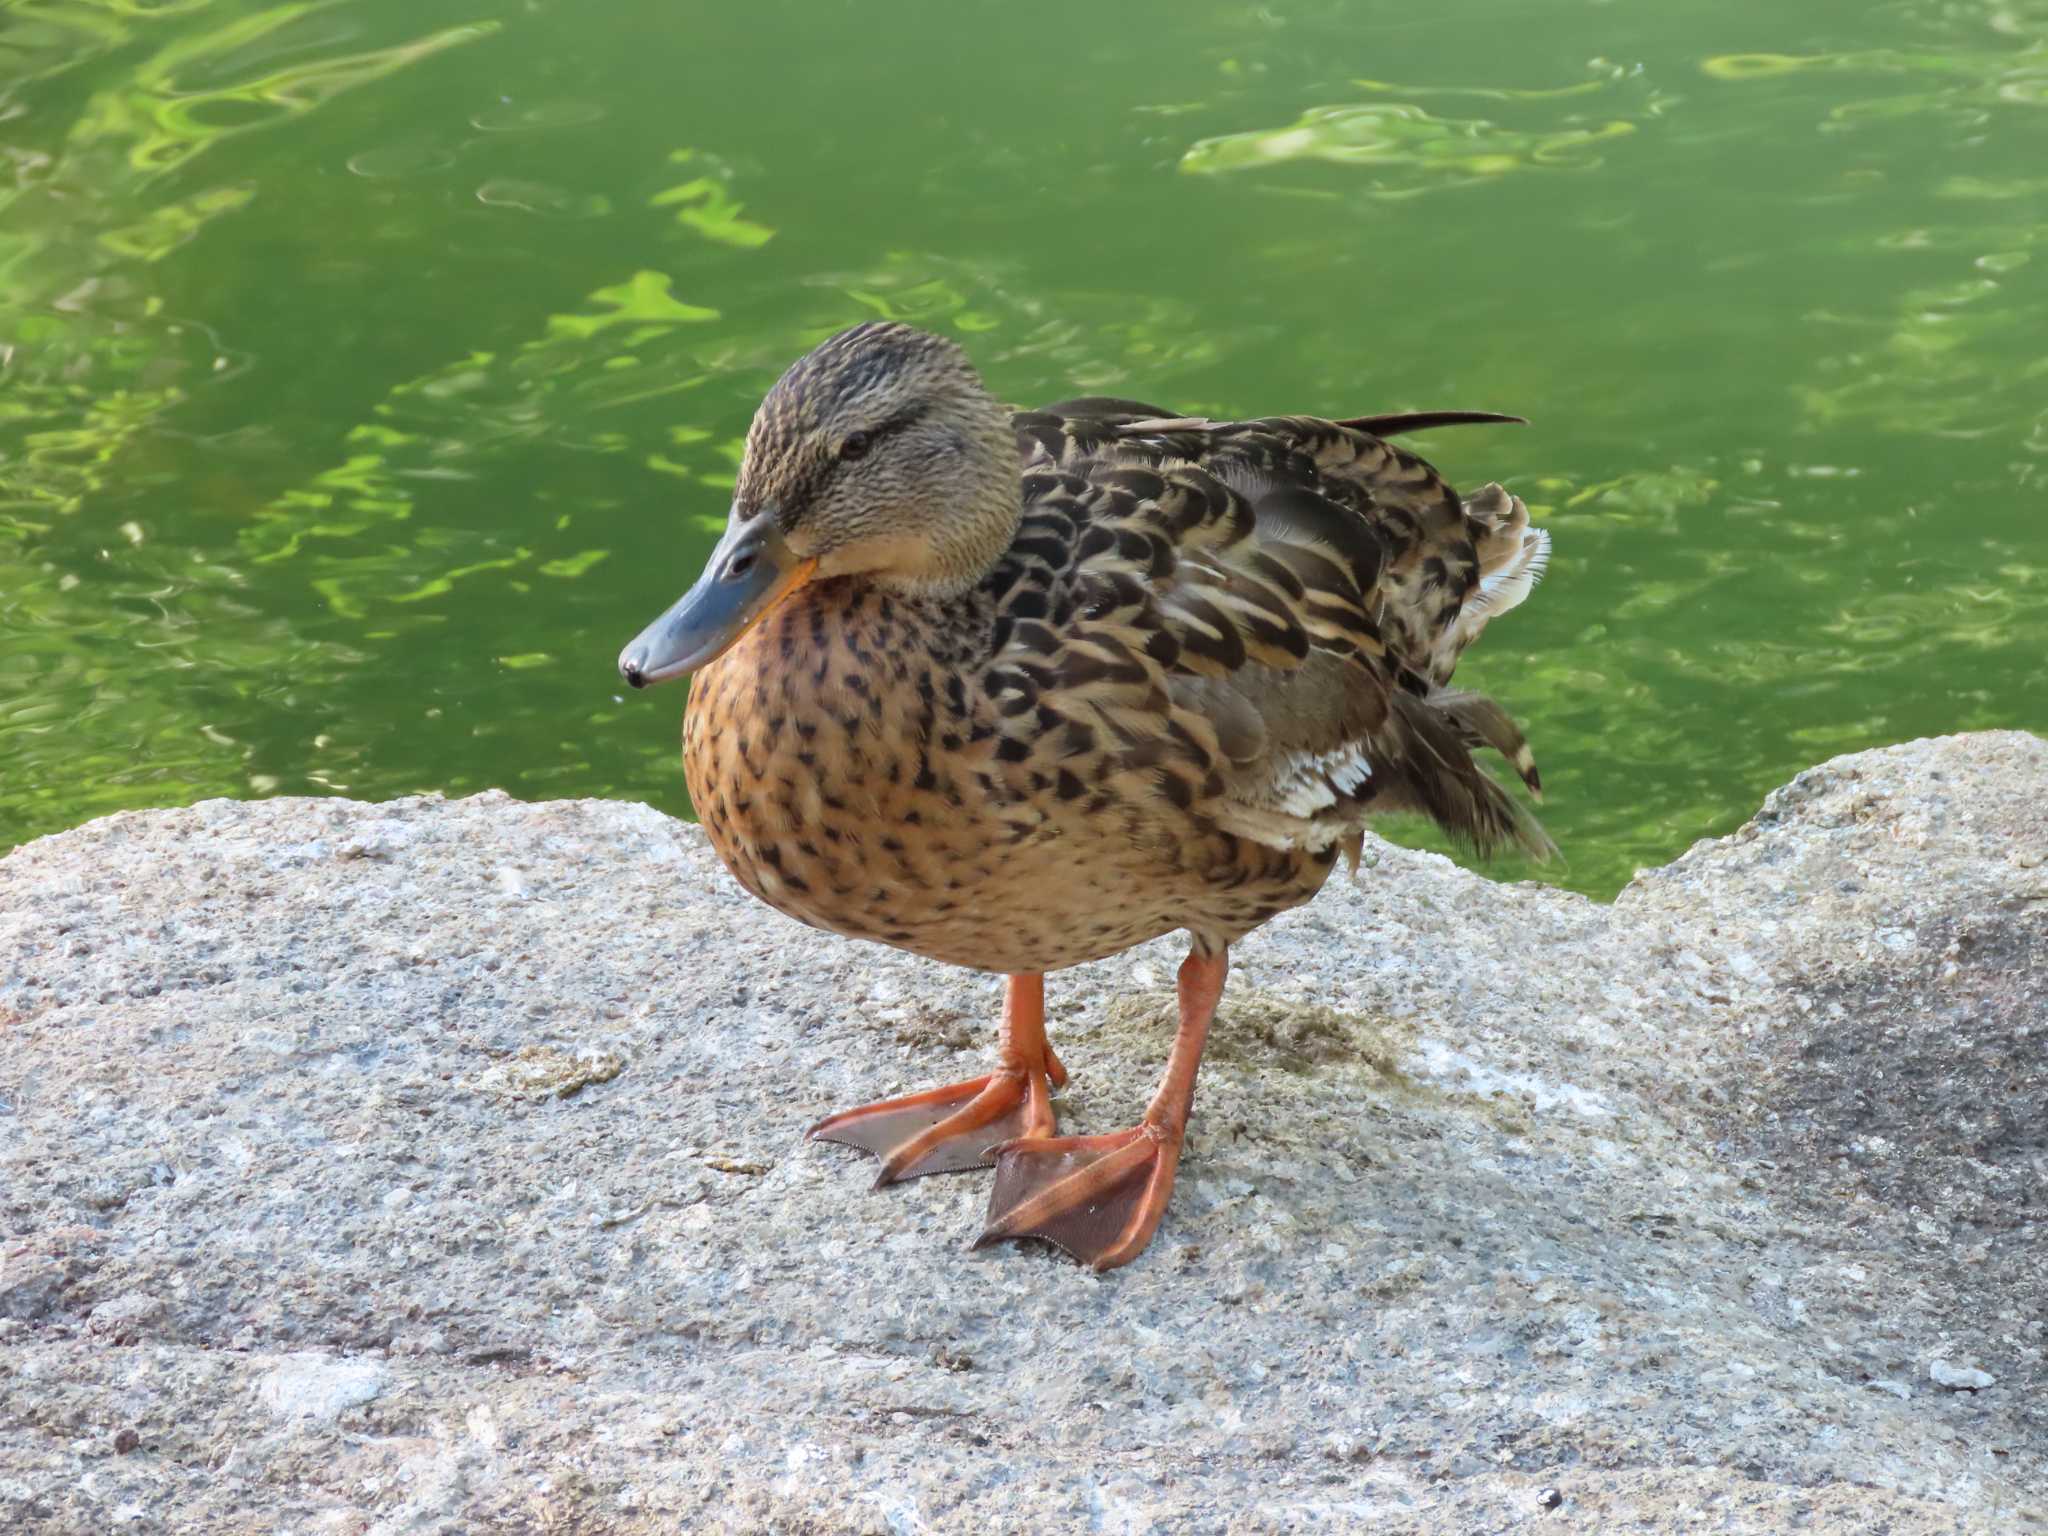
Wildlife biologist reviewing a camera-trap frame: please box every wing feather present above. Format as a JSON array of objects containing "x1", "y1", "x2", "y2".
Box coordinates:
[{"x1": 996, "y1": 398, "x2": 1551, "y2": 859}]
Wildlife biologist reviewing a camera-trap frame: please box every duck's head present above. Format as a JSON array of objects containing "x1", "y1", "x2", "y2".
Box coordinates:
[{"x1": 619, "y1": 322, "x2": 1017, "y2": 687}]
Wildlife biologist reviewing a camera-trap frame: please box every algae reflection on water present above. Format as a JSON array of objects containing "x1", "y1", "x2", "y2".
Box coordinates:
[{"x1": 2, "y1": 0, "x2": 2044, "y2": 893}]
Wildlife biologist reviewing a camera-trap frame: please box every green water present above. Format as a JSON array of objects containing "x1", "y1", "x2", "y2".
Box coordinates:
[{"x1": 3, "y1": 0, "x2": 2045, "y2": 895}]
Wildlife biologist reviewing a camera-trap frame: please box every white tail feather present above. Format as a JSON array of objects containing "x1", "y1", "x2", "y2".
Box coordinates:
[{"x1": 1451, "y1": 488, "x2": 1549, "y2": 653}]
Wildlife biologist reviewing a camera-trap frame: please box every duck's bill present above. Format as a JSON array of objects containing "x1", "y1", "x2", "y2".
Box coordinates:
[{"x1": 617, "y1": 514, "x2": 815, "y2": 688}]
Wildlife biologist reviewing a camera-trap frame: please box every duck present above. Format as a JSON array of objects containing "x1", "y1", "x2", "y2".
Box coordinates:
[{"x1": 619, "y1": 321, "x2": 1551, "y2": 1271}]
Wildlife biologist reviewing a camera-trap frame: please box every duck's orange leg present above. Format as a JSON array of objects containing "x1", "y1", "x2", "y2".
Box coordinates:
[
  {"x1": 808, "y1": 973, "x2": 1066, "y2": 1185},
  {"x1": 974, "y1": 947, "x2": 1227, "y2": 1271}
]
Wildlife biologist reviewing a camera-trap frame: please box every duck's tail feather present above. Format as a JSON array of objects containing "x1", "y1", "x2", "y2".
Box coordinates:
[
  {"x1": 1336, "y1": 409, "x2": 1527, "y2": 437},
  {"x1": 1431, "y1": 689, "x2": 1542, "y2": 799},
  {"x1": 1425, "y1": 482, "x2": 1550, "y2": 676},
  {"x1": 1374, "y1": 689, "x2": 1555, "y2": 862}
]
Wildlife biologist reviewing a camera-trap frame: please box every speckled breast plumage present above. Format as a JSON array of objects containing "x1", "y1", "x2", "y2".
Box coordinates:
[{"x1": 682, "y1": 577, "x2": 1335, "y2": 975}]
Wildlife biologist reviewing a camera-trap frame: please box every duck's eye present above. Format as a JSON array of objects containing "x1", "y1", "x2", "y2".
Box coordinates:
[{"x1": 838, "y1": 430, "x2": 873, "y2": 463}]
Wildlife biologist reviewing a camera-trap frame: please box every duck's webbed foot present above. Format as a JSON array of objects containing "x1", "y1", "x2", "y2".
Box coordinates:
[
  {"x1": 808, "y1": 974, "x2": 1064, "y2": 1185},
  {"x1": 973, "y1": 947, "x2": 1227, "y2": 1272},
  {"x1": 973, "y1": 1123, "x2": 1182, "y2": 1270}
]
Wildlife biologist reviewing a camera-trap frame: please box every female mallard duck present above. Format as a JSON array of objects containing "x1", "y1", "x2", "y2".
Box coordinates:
[{"x1": 620, "y1": 321, "x2": 1551, "y2": 1271}]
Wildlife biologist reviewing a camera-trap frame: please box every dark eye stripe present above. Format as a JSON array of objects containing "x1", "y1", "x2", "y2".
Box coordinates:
[{"x1": 835, "y1": 404, "x2": 928, "y2": 468}]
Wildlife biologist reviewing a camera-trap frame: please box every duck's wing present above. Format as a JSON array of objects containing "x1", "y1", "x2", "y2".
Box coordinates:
[{"x1": 1001, "y1": 403, "x2": 1552, "y2": 860}]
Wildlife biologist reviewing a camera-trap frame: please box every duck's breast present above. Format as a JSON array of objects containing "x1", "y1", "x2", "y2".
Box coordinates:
[{"x1": 682, "y1": 580, "x2": 1266, "y2": 971}]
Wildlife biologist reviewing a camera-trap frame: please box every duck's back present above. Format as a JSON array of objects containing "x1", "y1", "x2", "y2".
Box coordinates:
[{"x1": 1002, "y1": 397, "x2": 1553, "y2": 869}]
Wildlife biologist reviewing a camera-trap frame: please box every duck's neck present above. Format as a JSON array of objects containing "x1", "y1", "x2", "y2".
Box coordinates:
[
  {"x1": 874, "y1": 409, "x2": 1022, "y2": 601},
  {"x1": 878, "y1": 511, "x2": 1017, "y2": 602}
]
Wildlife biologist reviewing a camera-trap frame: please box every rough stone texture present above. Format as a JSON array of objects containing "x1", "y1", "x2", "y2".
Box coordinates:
[{"x1": 1, "y1": 731, "x2": 2043, "y2": 1534}]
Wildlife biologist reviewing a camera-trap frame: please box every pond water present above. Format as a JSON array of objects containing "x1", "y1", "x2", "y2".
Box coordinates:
[{"x1": 4, "y1": 0, "x2": 2044, "y2": 894}]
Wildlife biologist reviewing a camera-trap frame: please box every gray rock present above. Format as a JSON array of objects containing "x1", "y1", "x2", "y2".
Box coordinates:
[
  {"x1": 255, "y1": 1353, "x2": 391, "y2": 1423},
  {"x1": 1, "y1": 731, "x2": 2043, "y2": 1534},
  {"x1": 84, "y1": 1292, "x2": 165, "y2": 1343},
  {"x1": 0, "y1": 1256, "x2": 73, "y2": 1323},
  {"x1": 1930, "y1": 1360, "x2": 1997, "y2": 1392}
]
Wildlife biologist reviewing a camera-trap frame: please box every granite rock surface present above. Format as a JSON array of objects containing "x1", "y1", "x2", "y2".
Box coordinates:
[{"x1": 1, "y1": 731, "x2": 2043, "y2": 1533}]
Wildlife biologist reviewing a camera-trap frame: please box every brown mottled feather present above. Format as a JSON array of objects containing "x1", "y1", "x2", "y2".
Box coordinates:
[{"x1": 683, "y1": 323, "x2": 1550, "y2": 977}]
